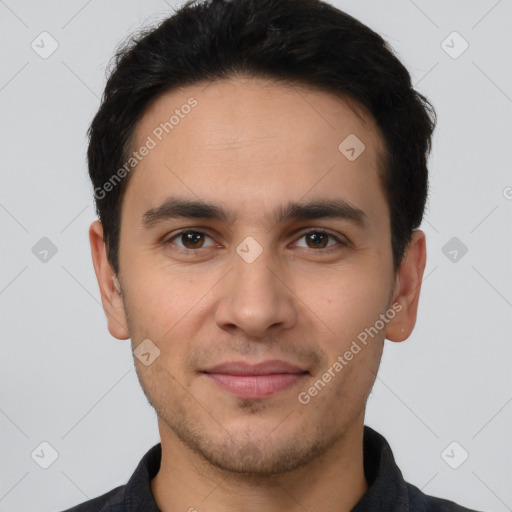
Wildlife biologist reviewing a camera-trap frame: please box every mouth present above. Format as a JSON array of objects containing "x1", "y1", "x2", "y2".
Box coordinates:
[{"x1": 200, "y1": 359, "x2": 309, "y2": 400}]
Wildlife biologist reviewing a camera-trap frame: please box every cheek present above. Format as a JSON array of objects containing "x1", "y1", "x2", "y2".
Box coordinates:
[
  {"x1": 303, "y1": 266, "x2": 391, "y2": 342},
  {"x1": 124, "y1": 259, "x2": 197, "y2": 322},
  {"x1": 124, "y1": 267, "x2": 216, "y2": 378}
]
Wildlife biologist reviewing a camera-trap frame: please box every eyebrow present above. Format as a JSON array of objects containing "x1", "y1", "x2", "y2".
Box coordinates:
[{"x1": 142, "y1": 196, "x2": 368, "y2": 230}]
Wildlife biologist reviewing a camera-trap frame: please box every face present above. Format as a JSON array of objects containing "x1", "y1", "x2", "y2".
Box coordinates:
[{"x1": 90, "y1": 76, "x2": 425, "y2": 475}]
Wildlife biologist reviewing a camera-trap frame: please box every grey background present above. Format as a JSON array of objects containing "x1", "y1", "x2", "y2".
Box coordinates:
[{"x1": 1, "y1": 0, "x2": 511, "y2": 511}]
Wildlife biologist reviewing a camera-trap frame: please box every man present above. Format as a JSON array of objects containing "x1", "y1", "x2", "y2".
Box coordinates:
[{"x1": 62, "y1": 0, "x2": 481, "y2": 510}]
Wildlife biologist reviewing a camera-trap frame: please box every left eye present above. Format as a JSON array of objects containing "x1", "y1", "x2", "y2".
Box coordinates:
[
  {"x1": 166, "y1": 230, "x2": 344, "y2": 252},
  {"x1": 293, "y1": 230, "x2": 343, "y2": 250}
]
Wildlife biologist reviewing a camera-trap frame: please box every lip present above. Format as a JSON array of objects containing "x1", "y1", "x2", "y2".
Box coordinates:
[
  {"x1": 202, "y1": 359, "x2": 308, "y2": 375},
  {"x1": 201, "y1": 359, "x2": 309, "y2": 399}
]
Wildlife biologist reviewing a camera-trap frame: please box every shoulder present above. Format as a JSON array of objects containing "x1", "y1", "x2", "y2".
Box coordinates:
[
  {"x1": 58, "y1": 484, "x2": 126, "y2": 511},
  {"x1": 407, "y1": 482, "x2": 483, "y2": 512},
  {"x1": 57, "y1": 442, "x2": 161, "y2": 512}
]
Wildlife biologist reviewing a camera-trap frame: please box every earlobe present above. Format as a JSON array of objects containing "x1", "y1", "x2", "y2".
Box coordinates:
[
  {"x1": 89, "y1": 220, "x2": 130, "y2": 340},
  {"x1": 385, "y1": 230, "x2": 427, "y2": 343}
]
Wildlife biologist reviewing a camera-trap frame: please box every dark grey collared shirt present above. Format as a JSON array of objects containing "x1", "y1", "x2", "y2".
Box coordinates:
[{"x1": 60, "y1": 426, "x2": 481, "y2": 511}]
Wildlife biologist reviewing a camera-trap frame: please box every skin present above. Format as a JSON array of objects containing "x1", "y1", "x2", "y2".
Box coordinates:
[{"x1": 90, "y1": 76, "x2": 426, "y2": 512}]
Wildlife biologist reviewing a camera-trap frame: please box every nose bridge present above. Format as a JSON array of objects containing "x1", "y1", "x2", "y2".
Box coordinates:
[
  {"x1": 215, "y1": 240, "x2": 297, "y2": 336},
  {"x1": 233, "y1": 241, "x2": 281, "y2": 309}
]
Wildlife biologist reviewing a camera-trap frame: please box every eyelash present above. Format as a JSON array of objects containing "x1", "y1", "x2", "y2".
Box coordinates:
[{"x1": 164, "y1": 228, "x2": 348, "y2": 255}]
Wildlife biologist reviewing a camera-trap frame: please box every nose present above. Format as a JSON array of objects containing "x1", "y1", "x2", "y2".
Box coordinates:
[{"x1": 214, "y1": 246, "x2": 298, "y2": 339}]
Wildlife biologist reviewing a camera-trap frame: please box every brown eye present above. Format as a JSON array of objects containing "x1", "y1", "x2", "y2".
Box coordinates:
[
  {"x1": 305, "y1": 232, "x2": 330, "y2": 249},
  {"x1": 181, "y1": 232, "x2": 205, "y2": 249},
  {"x1": 168, "y1": 230, "x2": 215, "y2": 251},
  {"x1": 165, "y1": 228, "x2": 346, "y2": 255},
  {"x1": 294, "y1": 230, "x2": 345, "y2": 251}
]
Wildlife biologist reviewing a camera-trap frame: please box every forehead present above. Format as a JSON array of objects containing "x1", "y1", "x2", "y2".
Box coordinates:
[{"x1": 123, "y1": 76, "x2": 388, "y2": 228}]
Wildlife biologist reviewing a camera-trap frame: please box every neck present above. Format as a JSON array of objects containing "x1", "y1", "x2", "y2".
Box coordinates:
[{"x1": 151, "y1": 416, "x2": 368, "y2": 512}]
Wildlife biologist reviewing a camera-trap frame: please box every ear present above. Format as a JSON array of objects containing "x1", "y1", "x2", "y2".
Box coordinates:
[
  {"x1": 385, "y1": 230, "x2": 427, "y2": 343},
  {"x1": 89, "y1": 220, "x2": 130, "y2": 340}
]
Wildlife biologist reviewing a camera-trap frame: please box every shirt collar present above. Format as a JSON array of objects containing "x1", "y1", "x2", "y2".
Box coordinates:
[
  {"x1": 122, "y1": 425, "x2": 410, "y2": 511},
  {"x1": 352, "y1": 425, "x2": 410, "y2": 511}
]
